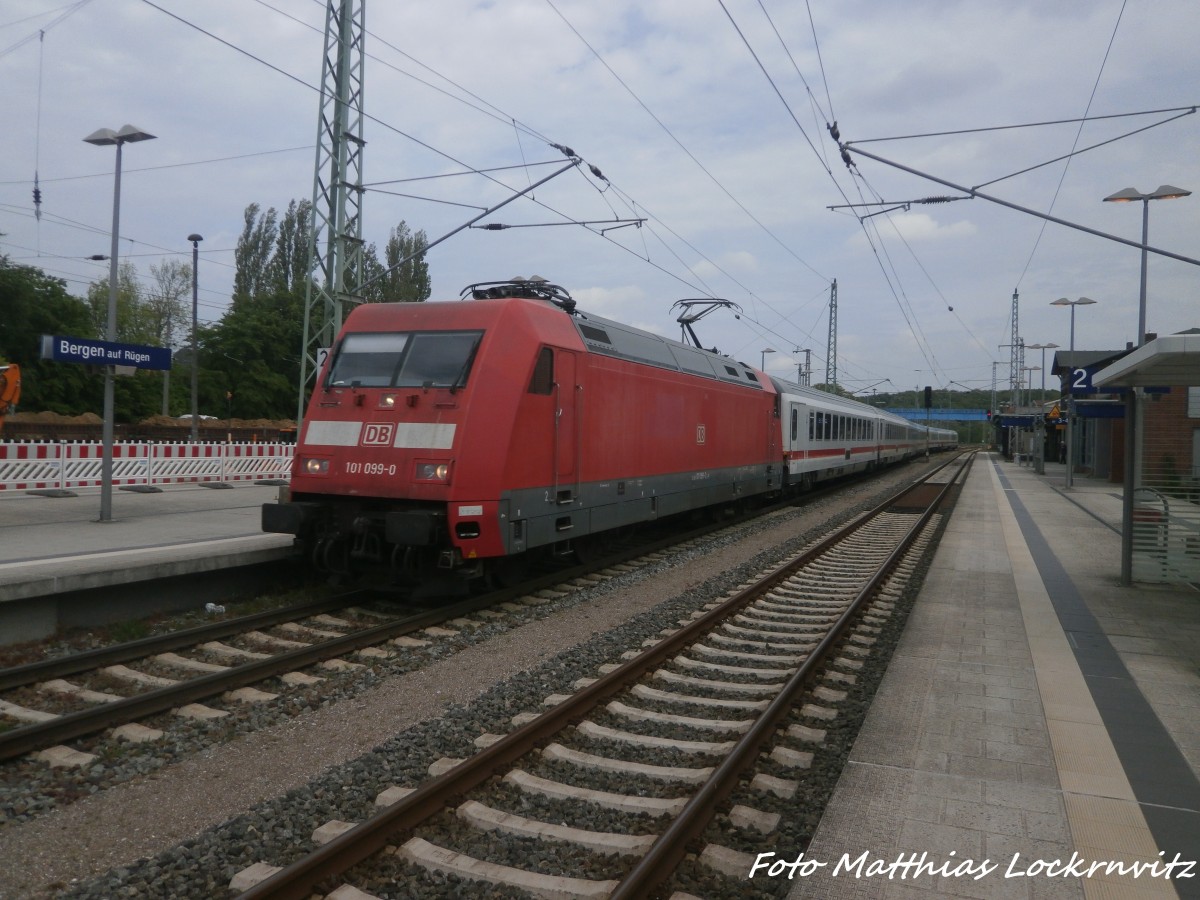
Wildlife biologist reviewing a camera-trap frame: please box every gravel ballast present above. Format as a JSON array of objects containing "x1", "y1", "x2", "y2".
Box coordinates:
[{"x1": 0, "y1": 462, "x2": 942, "y2": 899}]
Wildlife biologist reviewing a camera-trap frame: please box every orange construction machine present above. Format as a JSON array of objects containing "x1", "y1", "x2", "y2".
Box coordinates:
[{"x1": 0, "y1": 364, "x2": 20, "y2": 434}]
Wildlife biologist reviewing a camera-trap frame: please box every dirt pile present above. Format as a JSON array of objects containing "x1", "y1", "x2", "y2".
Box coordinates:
[{"x1": 8, "y1": 411, "x2": 103, "y2": 425}]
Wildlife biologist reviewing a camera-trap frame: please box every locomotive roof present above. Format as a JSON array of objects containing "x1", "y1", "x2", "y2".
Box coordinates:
[
  {"x1": 342, "y1": 296, "x2": 768, "y2": 390},
  {"x1": 568, "y1": 309, "x2": 769, "y2": 391}
]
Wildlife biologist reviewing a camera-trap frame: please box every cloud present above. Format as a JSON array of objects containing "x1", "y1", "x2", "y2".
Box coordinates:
[{"x1": 2, "y1": 0, "x2": 1198, "y2": 396}]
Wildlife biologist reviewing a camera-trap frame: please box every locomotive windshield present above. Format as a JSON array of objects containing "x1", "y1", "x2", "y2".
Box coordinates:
[{"x1": 327, "y1": 330, "x2": 483, "y2": 388}]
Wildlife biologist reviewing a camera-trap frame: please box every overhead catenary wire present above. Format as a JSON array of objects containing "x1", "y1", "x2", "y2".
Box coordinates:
[
  {"x1": 1, "y1": 0, "x2": 834, "y2": 348},
  {"x1": 719, "y1": 0, "x2": 947, "y2": 382},
  {"x1": 1008, "y1": 0, "x2": 1126, "y2": 293},
  {"x1": 544, "y1": 0, "x2": 830, "y2": 286},
  {"x1": 0, "y1": 146, "x2": 312, "y2": 186},
  {"x1": 844, "y1": 104, "x2": 1197, "y2": 145},
  {"x1": 0, "y1": 0, "x2": 95, "y2": 61},
  {"x1": 134, "y1": 0, "x2": 742, "y2": 308}
]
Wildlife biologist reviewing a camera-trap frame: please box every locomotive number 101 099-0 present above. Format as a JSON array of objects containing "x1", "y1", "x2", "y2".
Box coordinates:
[{"x1": 345, "y1": 462, "x2": 397, "y2": 476}]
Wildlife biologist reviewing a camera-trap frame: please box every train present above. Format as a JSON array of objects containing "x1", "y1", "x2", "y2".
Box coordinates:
[{"x1": 262, "y1": 279, "x2": 957, "y2": 586}]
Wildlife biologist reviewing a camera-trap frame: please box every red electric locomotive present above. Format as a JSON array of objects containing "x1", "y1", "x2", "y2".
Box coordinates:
[{"x1": 263, "y1": 280, "x2": 781, "y2": 585}]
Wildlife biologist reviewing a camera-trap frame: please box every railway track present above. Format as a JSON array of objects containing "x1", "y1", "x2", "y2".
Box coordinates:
[
  {"x1": 0, "y1": 460, "x2": 926, "y2": 776},
  {"x1": 232, "y1": 452, "x2": 972, "y2": 899}
]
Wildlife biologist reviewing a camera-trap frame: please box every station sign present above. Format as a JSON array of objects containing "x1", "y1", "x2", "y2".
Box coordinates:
[
  {"x1": 40, "y1": 334, "x2": 172, "y2": 372},
  {"x1": 1068, "y1": 366, "x2": 1101, "y2": 394}
]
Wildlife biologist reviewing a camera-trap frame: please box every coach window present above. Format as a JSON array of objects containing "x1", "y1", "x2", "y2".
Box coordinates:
[
  {"x1": 790, "y1": 408, "x2": 798, "y2": 442},
  {"x1": 809, "y1": 411, "x2": 815, "y2": 441},
  {"x1": 528, "y1": 347, "x2": 554, "y2": 395}
]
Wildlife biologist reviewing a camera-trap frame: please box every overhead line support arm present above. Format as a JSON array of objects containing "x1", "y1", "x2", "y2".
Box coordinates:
[{"x1": 840, "y1": 144, "x2": 1200, "y2": 267}]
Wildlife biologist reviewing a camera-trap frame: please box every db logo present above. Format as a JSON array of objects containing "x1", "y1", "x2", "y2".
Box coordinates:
[{"x1": 361, "y1": 423, "x2": 395, "y2": 446}]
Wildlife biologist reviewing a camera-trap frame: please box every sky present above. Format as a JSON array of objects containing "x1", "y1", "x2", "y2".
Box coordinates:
[{"x1": 2, "y1": 0, "x2": 1198, "y2": 402}]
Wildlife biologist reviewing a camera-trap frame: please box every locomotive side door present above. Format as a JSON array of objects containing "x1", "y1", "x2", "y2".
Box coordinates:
[{"x1": 554, "y1": 350, "x2": 579, "y2": 499}]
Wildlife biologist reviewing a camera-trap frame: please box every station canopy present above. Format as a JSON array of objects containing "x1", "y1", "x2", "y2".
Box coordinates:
[{"x1": 1092, "y1": 331, "x2": 1200, "y2": 388}]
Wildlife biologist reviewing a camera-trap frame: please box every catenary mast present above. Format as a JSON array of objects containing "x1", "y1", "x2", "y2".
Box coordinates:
[
  {"x1": 297, "y1": 0, "x2": 367, "y2": 423},
  {"x1": 824, "y1": 279, "x2": 837, "y2": 390}
]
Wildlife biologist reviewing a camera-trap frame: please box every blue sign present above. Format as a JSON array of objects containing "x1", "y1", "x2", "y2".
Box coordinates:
[
  {"x1": 884, "y1": 408, "x2": 989, "y2": 422},
  {"x1": 1068, "y1": 366, "x2": 1100, "y2": 394},
  {"x1": 41, "y1": 335, "x2": 172, "y2": 371}
]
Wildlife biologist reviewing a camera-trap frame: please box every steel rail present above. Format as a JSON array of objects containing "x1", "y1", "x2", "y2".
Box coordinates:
[
  {"x1": 1, "y1": 456, "x2": 857, "y2": 695},
  {"x1": 610, "y1": 451, "x2": 973, "y2": 897},
  {"x1": 0, "y1": 594, "x2": 364, "y2": 693},
  {"x1": 0, "y1": 468, "x2": 874, "y2": 764},
  {"x1": 237, "y1": 451, "x2": 970, "y2": 900},
  {"x1": 0, "y1": 591, "x2": 508, "y2": 763}
]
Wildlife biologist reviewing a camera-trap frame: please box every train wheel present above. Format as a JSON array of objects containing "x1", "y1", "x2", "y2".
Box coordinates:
[
  {"x1": 314, "y1": 535, "x2": 350, "y2": 576},
  {"x1": 570, "y1": 534, "x2": 611, "y2": 565},
  {"x1": 485, "y1": 555, "x2": 530, "y2": 589}
]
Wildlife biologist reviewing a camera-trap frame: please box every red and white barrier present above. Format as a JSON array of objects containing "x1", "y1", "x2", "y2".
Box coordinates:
[{"x1": 0, "y1": 441, "x2": 294, "y2": 492}]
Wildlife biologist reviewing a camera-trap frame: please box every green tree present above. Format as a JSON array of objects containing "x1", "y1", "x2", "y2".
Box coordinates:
[
  {"x1": 362, "y1": 221, "x2": 431, "y2": 303},
  {"x1": 233, "y1": 202, "x2": 279, "y2": 305},
  {"x1": 202, "y1": 300, "x2": 298, "y2": 420},
  {"x1": 86, "y1": 261, "x2": 155, "y2": 342},
  {"x1": 268, "y1": 199, "x2": 312, "y2": 300},
  {"x1": 211, "y1": 200, "x2": 312, "y2": 420},
  {"x1": 84, "y1": 261, "x2": 172, "y2": 421},
  {"x1": 0, "y1": 256, "x2": 98, "y2": 414},
  {"x1": 145, "y1": 259, "x2": 192, "y2": 415},
  {"x1": 145, "y1": 259, "x2": 192, "y2": 349}
]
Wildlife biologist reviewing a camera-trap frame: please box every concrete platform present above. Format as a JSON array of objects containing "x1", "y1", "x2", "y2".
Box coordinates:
[
  {"x1": 0, "y1": 483, "x2": 295, "y2": 642},
  {"x1": 789, "y1": 453, "x2": 1200, "y2": 900}
]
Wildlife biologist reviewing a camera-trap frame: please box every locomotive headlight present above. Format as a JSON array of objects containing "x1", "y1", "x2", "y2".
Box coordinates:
[
  {"x1": 414, "y1": 461, "x2": 451, "y2": 482},
  {"x1": 379, "y1": 394, "x2": 397, "y2": 409},
  {"x1": 303, "y1": 457, "x2": 330, "y2": 476}
]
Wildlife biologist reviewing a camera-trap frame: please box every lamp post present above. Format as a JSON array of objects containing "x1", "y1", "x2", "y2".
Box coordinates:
[
  {"x1": 1019, "y1": 367, "x2": 1040, "y2": 467},
  {"x1": 760, "y1": 348, "x2": 775, "y2": 371},
  {"x1": 1103, "y1": 185, "x2": 1191, "y2": 347},
  {"x1": 1050, "y1": 297, "x2": 1096, "y2": 488},
  {"x1": 1025, "y1": 343, "x2": 1058, "y2": 397},
  {"x1": 84, "y1": 124, "x2": 156, "y2": 523},
  {"x1": 1025, "y1": 344, "x2": 1058, "y2": 474},
  {"x1": 1021, "y1": 367, "x2": 1040, "y2": 408},
  {"x1": 187, "y1": 234, "x2": 203, "y2": 442},
  {"x1": 1104, "y1": 184, "x2": 1190, "y2": 585}
]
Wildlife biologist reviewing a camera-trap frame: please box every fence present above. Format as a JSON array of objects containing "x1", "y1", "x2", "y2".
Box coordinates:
[
  {"x1": 0, "y1": 441, "x2": 294, "y2": 492},
  {"x1": 1133, "y1": 386, "x2": 1200, "y2": 584}
]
